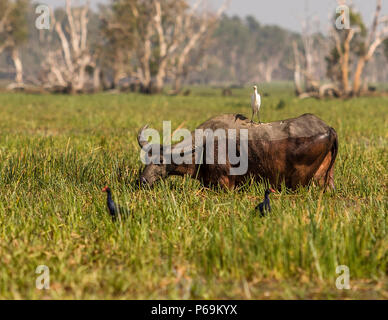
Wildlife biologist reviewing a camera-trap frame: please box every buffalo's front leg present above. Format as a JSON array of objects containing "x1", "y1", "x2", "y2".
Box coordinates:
[{"x1": 219, "y1": 176, "x2": 235, "y2": 189}]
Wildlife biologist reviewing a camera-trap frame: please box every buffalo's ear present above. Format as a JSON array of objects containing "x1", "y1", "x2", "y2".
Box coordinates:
[
  {"x1": 185, "y1": 145, "x2": 202, "y2": 156},
  {"x1": 193, "y1": 144, "x2": 201, "y2": 153},
  {"x1": 190, "y1": 145, "x2": 204, "y2": 164},
  {"x1": 137, "y1": 125, "x2": 150, "y2": 148},
  {"x1": 142, "y1": 144, "x2": 153, "y2": 157}
]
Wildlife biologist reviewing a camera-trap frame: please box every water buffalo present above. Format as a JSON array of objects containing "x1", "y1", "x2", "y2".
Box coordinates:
[{"x1": 137, "y1": 113, "x2": 338, "y2": 190}]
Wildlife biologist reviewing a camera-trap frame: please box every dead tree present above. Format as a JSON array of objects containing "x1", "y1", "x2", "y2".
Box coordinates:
[
  {"x1": 41, "y1": 0, "x2": 95, "y2": 93},
  {"x1": 291, "y1": 17, "x2": 326, "y2": 98},
  {"x1": 119, "y1": 0, "x2": 228, "y2": 94},
  {"x1": 0, "y1": 1, "x2": 27, "y2": 87},
  {"x1": 293, "y1": 0, "x2": 388, "y2": 98},
  {"x1": 330, "y1": 0, "x2": 388, "y2": 96},
  {"x1": 292, "y1": 41, "x2": 303, "y2": 96},
  {"x1": 0, "y1": 6, "x2": 12, "y2": 55},
  {"x1": 168, "y1": 0, "x2": 229, "y2": 93},
  {"x1": 352, "y1": 0, "x2": 388, "y2": 95}
]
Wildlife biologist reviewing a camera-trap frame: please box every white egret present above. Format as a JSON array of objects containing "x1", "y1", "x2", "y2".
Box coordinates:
[{"x1": 251, "y1": 85, "x2": 261, "y2": 123}]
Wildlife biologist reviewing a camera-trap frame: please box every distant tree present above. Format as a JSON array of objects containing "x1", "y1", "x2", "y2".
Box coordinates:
[
  {"x1": 327, "y1": 0, "x2": 388, "y2": 96},
  {"x1": 0, "y1": 0, "x2": 28, "y2": 86},
  {"x1": 99, "y1": 1, "x2": 136, "y2": 89},
  {"x1": 328, "y1": 5, "x2": 367, "y2": 94},
  {"x1": 384, "y1": 39, "x2": 388, "y2": 60},
  {"x1": 291, "y1": 16, "x2": 329, "y2": 97},
  {"x1": 209, "y1": 15, "x2": 251, "y2": 85},
  {"x1": 107, "y1": 0, "x2": 227, "y2": 94},
  {"x1": 294, "y1": 0, "x2": 388, "y2": 98},
  {"x1": 39, "y1": 0, "x2": 98, "y2": 93},
  {"x1": 256, "y1": 25, "x2": 294, "y2": 83},
  {"x1": 200, "y1": 15, "x2": 296, "y2": 86},
  {"x1": 352, "y1": 0, "x2": 388, "y2": 94}
]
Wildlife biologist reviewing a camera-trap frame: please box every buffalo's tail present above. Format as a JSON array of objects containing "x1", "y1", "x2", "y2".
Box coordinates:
[{"x1": 324, "y1": 127, "x2": 338, "y2": 191}]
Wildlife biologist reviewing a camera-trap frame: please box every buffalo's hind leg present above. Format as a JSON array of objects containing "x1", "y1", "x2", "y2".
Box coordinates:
[
  {"x1": 219, "y1": 176, "x2": 236, "y2": 189},
  {"x1": 313, "y1": 151, "x2": 335, "y2": 191}
]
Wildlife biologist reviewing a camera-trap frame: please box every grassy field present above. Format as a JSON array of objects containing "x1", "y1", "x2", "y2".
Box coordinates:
[{"x1": 0, "y1": 86, "x2": 387, "y2": 299}]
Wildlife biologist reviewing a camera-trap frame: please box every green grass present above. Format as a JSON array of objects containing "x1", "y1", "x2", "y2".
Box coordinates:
[{"x1": 0, "y1": 87, "x2": 387, "y2": 299}]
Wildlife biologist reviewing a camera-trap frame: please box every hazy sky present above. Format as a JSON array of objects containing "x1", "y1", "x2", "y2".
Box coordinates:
[{"x1": 41, "y1": 0, "x2": 388, "y2": 33}]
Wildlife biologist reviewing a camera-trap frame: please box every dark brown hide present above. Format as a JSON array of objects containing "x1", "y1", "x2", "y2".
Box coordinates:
[{"x1": 138, "y1": 113, "x2": 338, "y2": 190}]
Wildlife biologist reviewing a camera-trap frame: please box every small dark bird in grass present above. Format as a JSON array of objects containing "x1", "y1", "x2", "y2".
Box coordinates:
[
  {"x1": 102, "y1": 186, "x2": 132, "y2": 221},
  {"x1": 255, "y1": 188, "x2": 276, "y2": 215},
  {"x1": 102, "y1": 186, "x2": 118, "y2": 219}
]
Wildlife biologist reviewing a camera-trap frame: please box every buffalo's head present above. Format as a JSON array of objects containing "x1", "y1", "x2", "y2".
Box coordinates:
[{"x1": 137, "y1": 125, "x2": 197, "y2": 187}]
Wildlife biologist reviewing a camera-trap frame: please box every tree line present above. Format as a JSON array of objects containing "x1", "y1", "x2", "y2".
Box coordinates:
[{"x1": 0, "y1": 0, "x2": 387, "y2": 97}]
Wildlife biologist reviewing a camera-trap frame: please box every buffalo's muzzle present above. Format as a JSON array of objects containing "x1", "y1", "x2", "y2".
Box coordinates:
[{"x1": 136, "y1": 176, "x2": 149, "y2": 188}]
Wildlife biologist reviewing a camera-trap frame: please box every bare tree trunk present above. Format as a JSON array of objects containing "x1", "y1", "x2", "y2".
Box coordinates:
[
  {"x1": 1, "y1": 6, "x2": 24, "y2": 87},
  {"x1": 42, "y1": 0, "x2": 95, "y2": 93},
  {"x1": 292, "y1": 41, "x2": 303, "y2": 95},
  {"x1": 341, "y1": 30, "x2": 354, "y2": 93},
  {"x1": 11, "y1": 47, "x2": 23, "y2": 85},
  {"x1": 93, "y1": 66, "x2": 101, "y2": 92},
  {"x1": 138, "y1": 23, "x2": 153, "y2": 93},
  {"x1": 153, "y1": 0, "x2": 169, "y2": 93},
  {"x1": 263, "y1": 53, "x2": 282, "y2": 83},
  {"x1": 129, "y1": 0, "x2": 228, "y2": 94},
  {"x1": 264, "y1": 66, "x2": 273, "y2": 83},
  {"x1": 353, "y1": 33, "x2": 386, "y2": 94},
  {"x1": 353, "y1": 57, "x2": 366, "y2": 95},
  {"x1": 173, "y1": 76, "x2": 183, "y2": 93},
  {"x1": 170, "y1": 0, "x2": 229, "y2": 93},
  {"x1": 112, "y1": 69, "x2": 121, "y2": 89},
  {"x1": 155, "y1": 58, "x2": 167, "y2": 93},
  {"x1": 352, "y1": 0, "x2": 387, "y2": 95}
]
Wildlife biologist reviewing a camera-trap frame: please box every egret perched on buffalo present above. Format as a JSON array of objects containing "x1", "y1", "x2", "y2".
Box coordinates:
[{"x1": 251, "y1": 85, "x2": 261, "y2": 123}]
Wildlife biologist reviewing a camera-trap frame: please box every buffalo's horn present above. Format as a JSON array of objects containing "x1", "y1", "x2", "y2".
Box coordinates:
[{"x1": 137, "y1": 125, "x2": 149, "y2": 148}]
